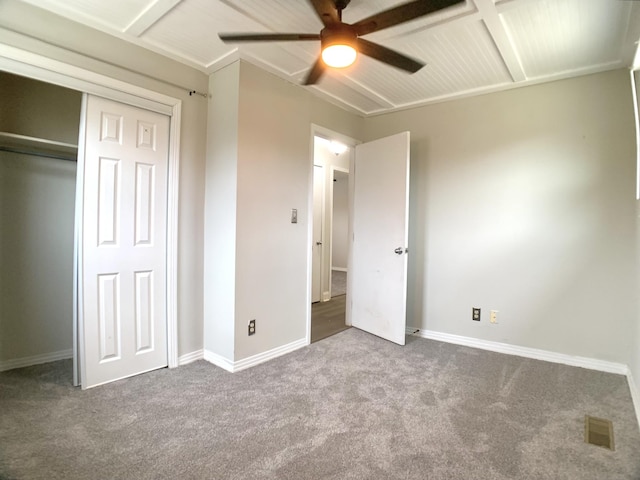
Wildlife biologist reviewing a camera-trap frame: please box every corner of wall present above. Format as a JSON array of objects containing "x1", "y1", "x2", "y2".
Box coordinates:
[
  {"x1": 202, "y1": 62, "x2": 241, "y2": 361},
  {"x1": 627, "y1": 369, "x2": 640, "y2": 433}
]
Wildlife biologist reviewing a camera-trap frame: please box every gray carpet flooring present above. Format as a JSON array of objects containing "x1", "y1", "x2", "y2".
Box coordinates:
[{"x1": 1, "y1": 329, "x2": 639, "y2": 480}]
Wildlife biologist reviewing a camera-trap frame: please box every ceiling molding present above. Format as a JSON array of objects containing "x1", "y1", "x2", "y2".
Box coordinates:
[
  {"x1": 472, "y1": 0, "x2": 526, "y2": 82},
  {"x1": 125, "y1": 0, "x2": 183, "y2": 37},
  {"x1": 10, "y1": 0, "x2": 640, "y2": 117},
  {"x1": 335, "y1": 75, "x2": 396, "y2": 110}
]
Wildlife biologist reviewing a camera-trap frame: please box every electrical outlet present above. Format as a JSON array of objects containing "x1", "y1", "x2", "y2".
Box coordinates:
[
  {"x1": 490, "y1": 310, "x2": 498, "y2": 324},
  {"x1": 248, "y1": 319, "x2": 256, "y2": 336},
  {"x1": 472, "y1": 307, "x2": 481, "y2": 321}
]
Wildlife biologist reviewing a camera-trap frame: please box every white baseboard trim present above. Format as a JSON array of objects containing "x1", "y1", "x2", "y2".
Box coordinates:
[
  {"x1": 408, "y1": 328, "x2": 628, "y2": 375},
  {"x1": 332, "y1": 267, "x2": 348, "y2": 272},
  {"x1": 178, "y1": 349, "x2": 203, "y2": 366},
  {"x1": 627, "y1": 370, "x2": 640, "y2": 432},
  {"x1": 204, "y1": 338, "x2": 307, "y2": 373},
  {"x1": 0, "y1": 349, "x2": 73, "y2": 372},
  {"x1": 203, "y1": 349, "x2": 235, "y2": 372}
]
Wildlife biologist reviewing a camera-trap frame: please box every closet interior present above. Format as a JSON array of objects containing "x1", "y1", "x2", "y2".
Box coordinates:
[{"x1": 0, "y1": 71, "x2": 81, "y2": 371}]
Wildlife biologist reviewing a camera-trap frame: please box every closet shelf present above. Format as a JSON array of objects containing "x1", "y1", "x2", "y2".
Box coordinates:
[{"x1": 0, "y1": 132, "x2": 78, "y2": 161}]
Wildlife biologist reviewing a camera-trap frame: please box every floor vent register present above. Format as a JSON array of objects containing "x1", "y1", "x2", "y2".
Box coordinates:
[{"x1": 584, "y1": 415, "x2": 614, "y2": 451}]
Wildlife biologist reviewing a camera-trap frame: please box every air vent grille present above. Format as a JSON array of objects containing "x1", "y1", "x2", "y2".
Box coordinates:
[{"x1": 584, "y1": 415, "x2": 614, "y2": 451}]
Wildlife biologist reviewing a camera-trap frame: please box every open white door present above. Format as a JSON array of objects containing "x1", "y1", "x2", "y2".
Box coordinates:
[
  {"x1": 351, "y1": 132, "x2": 410, "y2": 345},
  {"x1": 78, "y1": 95, "x2": 169, "y2": 388}
]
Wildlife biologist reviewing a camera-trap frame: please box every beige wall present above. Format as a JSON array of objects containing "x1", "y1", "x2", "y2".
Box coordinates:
[
  {"x1": 634, "y1": 198, "x2": 640, "y2": 411},
  {"x1": 0, "y1": 2, "x2": 209, "y2": 358},
  {"x1": 364, "y1": 69, "x2": 637, "y2": 365},
  {"x1": 205, "y1": 61, "x2": 363, "y2": 363},
  {"x1": 203, "y1": 62, "x2": 240, "y2": 361},
  {"x1": 0, "y1": 72, "x2": 82, "y2": 143},
  {"x1": 632, "y1": 74, "x2": 640, "y2": 418},
  {"x1": 1, "y1": 0, "x2": 637, "y2": 391}
]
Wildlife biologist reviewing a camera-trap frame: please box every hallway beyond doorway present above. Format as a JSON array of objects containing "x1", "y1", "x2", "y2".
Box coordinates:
[{"x1": 311, "y1": 296, "x2": 349, "y2": 343}]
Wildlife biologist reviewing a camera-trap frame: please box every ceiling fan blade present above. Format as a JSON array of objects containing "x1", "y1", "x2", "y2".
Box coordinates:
[
  {"x1": 304, "y1": 57, "x2": 326, "y2": 85},
  {"x1": 352, "y1": 0, "x2": 465, "y2": 36},
  {"x1": 356, "y1": 38, "x2": 425, "y2": 73},
  {"x1": 308, "y1": 0, "x2": 340, "y2": 27},
  {"x1": 219, "y1": 33, "x2": 320, "y2": 43}
]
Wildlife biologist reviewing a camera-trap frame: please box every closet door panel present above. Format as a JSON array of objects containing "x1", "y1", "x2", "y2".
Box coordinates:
[{"x1": 79, "y1": 95, "x2": 169, "y2": 389}]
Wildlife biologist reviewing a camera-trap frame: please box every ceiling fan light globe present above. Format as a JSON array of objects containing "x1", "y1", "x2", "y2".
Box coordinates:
[{"x1": 322, "y1": 44, "x2": 357, "y2": 68}]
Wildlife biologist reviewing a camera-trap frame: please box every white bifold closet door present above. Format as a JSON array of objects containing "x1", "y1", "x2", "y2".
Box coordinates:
[{"x1": 77, "y1": 95, "x2": 169, "y2": 389}]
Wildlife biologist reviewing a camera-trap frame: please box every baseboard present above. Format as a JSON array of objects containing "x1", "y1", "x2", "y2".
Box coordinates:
[
  {"x1": 234, "y1": 338, "x2": 307, "y2": 372},
  {"x1": 203, "y1": 349, "x2": 234, "y2": 372},
  {"x1": 178, "y1": 349, "x2": 203, "y2": 366},
  {"x1": 332, "y1": 267, "x2": 347, "y2": 272},
  {"x1": 204, "y1": 337, "x2": 307, "y2": 373},
  {"x1": 0, "y1": 349, "x2": 73, "y2": 372},
  {"x1": 409, "y1": 329, "x2": 628, "y2": 375},
  {"x1": 627, "y1": 370, "x2": 640, "y2": 432}
]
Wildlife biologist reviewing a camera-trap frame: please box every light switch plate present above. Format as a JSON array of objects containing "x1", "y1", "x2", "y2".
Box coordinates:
[{"x1": 291, "y1": 208, "x2": 298, "y2": 223}]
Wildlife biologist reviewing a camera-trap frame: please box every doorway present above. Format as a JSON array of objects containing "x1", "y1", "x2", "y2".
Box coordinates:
[
  {"x1": 0, "y1": 44, "x2": 181, "y2": 384},
  {"x1": 0, "y1": 72, "x2": 80, "y2": 376},
  {"x1": 307, "y1": 128, "x2": 411, "y2": 347},
  {"x1": 310, "y1": 132, "x2": 353, "y2": 343}
]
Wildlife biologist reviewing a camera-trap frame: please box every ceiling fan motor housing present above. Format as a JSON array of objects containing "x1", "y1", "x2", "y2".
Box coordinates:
[
  {"x1": 320, "y1": 24, "x2": 357, "y2": 51},
  {"x1": 334, "y1": 0, "x2": 351, "y2": 12}
]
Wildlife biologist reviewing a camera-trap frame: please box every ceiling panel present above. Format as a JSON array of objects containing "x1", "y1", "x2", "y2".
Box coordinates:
[
  {"x1": 343, "y1": 0, "x2": 473, "y2": 39},
  {"x1": 350, "y1": 20, "x2": 512, "y2": 106},
  {"x1": 222, "y1": 0, "x2": 324, "y2": 34},
  {"x1": 242, "y1": 44, "x2": 318, "y2": 77},
  {"x1": 142, "y1": 0, "x2": 267, "y2": 66},
  {"x1": 22, "y1": 0, "x2": 150, "y2": 31},
  {"x1": 12, "y1": 0, "x2": 640, "y2": 116},
  {"x1": 500, "y1": 0, "x2": 632, "y2": 79},
  {"x1": 312, "y1": 72, "x2": 394, "y2": 114}
]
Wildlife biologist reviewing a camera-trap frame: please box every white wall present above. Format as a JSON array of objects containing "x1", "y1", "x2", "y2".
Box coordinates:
[
  {"x1": 364, "y1": 69, "x2": 637, "y2": 365},
  {"x1": 205, "y1": 61, "x2": 362, "y2": 364},
  {"x1": 0, "y1": 2, "x2": 209, "y2": 358},
  {"x1": 0, "y1": 73, "x2": 80, "y2": 363}
]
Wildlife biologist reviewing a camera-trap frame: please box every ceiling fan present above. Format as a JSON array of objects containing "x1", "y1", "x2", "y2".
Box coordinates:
[{"x1": 219, "y1": 0, "x2": 465, "y2": 85}]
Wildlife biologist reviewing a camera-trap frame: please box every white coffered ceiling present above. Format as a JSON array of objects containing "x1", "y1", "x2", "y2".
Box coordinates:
[{"x1": 16, "y1": 0, "x2": 640, "y2": 116}]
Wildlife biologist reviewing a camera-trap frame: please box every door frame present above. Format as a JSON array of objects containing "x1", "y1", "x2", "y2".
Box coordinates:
[
  {"x1": 311, "y1": 164, "x2": 325, "y2": 304},
  {"x1": 306, "y1": 124, "x2": 359, "y2": 344},
  {"x1": 0, "y1": 44, "x2": 181, "y2": 371}
]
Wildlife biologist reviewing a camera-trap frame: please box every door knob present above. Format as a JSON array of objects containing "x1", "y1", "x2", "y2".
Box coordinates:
[
  {"x1": 316, "y1": 242, "x2": 322, "y2": 246},
  {"x1": 394, "y1": 247, "x2": 407, "y2": 255}
]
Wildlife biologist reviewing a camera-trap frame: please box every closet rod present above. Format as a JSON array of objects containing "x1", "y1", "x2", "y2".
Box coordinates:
[{"x1": 0, "y1": 145, "x2": 77, "y2": 162}]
